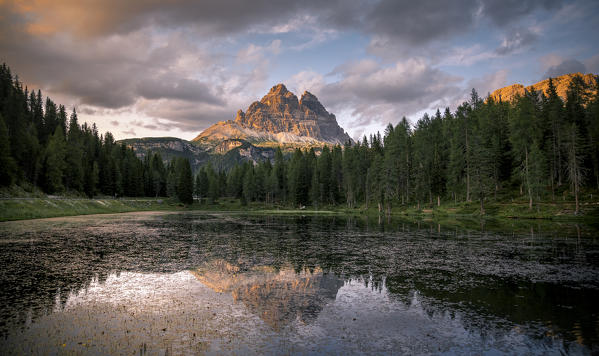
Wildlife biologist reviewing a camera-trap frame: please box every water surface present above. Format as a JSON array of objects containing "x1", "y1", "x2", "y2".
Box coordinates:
[{"x1": 0, "y1": 212, "x2": 597, "y2": 354}]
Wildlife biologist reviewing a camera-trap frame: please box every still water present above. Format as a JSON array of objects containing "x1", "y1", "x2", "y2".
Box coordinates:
[{"x1": 0, "y1": 212, "x2": 598, "y2": 355}]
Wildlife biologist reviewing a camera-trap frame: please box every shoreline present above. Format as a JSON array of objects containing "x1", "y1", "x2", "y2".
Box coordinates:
[{"x1": 1, "y1": 196, "x2": 598, "y2": 224}]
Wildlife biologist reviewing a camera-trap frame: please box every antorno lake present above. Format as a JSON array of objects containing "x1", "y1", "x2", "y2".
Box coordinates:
[{"x1": 0, "y1": 212, "x2": 598, "y2": 355}]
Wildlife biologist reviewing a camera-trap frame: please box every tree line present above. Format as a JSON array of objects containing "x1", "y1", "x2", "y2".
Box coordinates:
[
  {"x1": 1, "y1": 63, "x2": 598, "y2": 214},
  {"x1": 195, "y1": 75, "x2": 599, "y2": 214},
  {"x1": 0, "y1": 63, "x2": 194, "y2": 204}
]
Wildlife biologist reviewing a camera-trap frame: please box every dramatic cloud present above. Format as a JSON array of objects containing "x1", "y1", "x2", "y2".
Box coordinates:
[
  {"x1": 482, "y1": 0, "x2": 562, "y2": 26},
  {"x1": 6, "y1": 0, "x2": 566, "y2": 44},
  {"x1": 365, "y1": 1, "x2": 480, "y2": 45},
  {"x1": 0, "y1": 0, "x2": 595, "y2": 140},
  {"x1": 495, "y1": 27, "x2": 538, "y2": 55},
  {"x1": 543, "y1": 59, "x2": 587, "y2": 79},
  {"x1": 136, "y1": 77, "x2": 223, "y2": 104},
  {"x1": 288, "y1": 59, "x2": 462, "y2": 137}
]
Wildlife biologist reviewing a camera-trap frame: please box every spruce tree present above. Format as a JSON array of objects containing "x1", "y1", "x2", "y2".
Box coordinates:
[
  {"x1": 43, "y1": 127, "x2": 66, "y2": 194},
  {"x1": 0, "y1": 114, "x2": 17, "y2": 186},
  {"x1": 176, "y1": 158, "x2": 193, "y2": 204}
]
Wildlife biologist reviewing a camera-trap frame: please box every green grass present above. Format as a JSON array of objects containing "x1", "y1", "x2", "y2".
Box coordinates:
[
  {"x1": 0, "y1": 198, "x2": 184, "y2": 221},
  {"x1": 2, "y1": 193, "x2": 598, "y2": 222}
]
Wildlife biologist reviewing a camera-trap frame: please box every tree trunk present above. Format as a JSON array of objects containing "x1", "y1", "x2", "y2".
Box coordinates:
[
  {"x1": 437, "y1": 195, "x2": 440, "y2": 207},
  {"x1": 574, "y1": 149, "x2": 580, "y2": 215},
  {"x1": 466, "y1": 170, "x2": 470, "y2": 202},
  {"x1": 575, "y1": 186, "x2": 579, "y2": 214},
  {"x1": 480, "y1": 196, "x2": 484, "y2": 215},
  {"x1": 550, "y1": 167, "x2": 555, "y2": 201},
  {"x1": 525, "y1": 148, "x2": 532, "y2": 210}
]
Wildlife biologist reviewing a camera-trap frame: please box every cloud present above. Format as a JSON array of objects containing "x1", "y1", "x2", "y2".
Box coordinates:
[
  {"x1": 543, "y1": 59, "x2": 586, "y2": 79},
  {"x1": 4, "y1": 0, "x2": 354, "y2": 40},
  {"x1": 288, "y1": 59, "x2": 462, "y2": 135},
  {"x1": 482, "y1": 0, "x2": 563, "y2": 26},
  {"x1": 365, "y1": 0, "x2": 480, "y2": 45},
  {"x1": 136, "y1": 76, "x2": 223, "y2": 104},
  {"x1": 139, "y1": 100, "x2": 237, "y2": 132},
  {"x1": 0, "y1": 0, "x2": 582, "y2": 140},
  {"x1": 585, "y1": 54, "x2": 599, "y2": 74},
  {"x1": 122, "y1": 128, "x2": 137, "y2": 136},
  {"x1": 466, "y1": 70, "x2": 509, "y2": 97},
  {"x1": 6, "y1": 0, "x2": 566, "y2": 46},
  {"x1": 495, "y1": 27, "x2": 538, "y2": 55},
  {"x1": 236, "y1": 40, "x2": 282, "y2": 64}
]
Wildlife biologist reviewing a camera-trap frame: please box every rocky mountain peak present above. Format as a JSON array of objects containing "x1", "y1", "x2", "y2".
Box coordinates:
[
  {"x1": 234, "y1": 109, "x2": 245, "y2": 124},
  {"x1": 260, "y1": 83, "x2": 299, "y2": 112},
  {"x1": 299, "y1": 91, "x2": 327, "y2": 116},
  {"x1": 267, "y1": 83, "x2": 289, "y2": 95},
  {"x1": 194, "y1": 83, "x2": 353, "y2": 146}
]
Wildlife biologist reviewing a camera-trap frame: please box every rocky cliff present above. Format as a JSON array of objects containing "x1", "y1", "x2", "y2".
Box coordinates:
[
  {"x1": 489, "y1": 73, "x2": 597, "y2": 103},
  {"x1": 194, "y1": 84, "x2": 352, "y2": 147}
]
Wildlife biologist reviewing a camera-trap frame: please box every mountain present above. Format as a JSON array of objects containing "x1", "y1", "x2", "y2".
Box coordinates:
[
  {"x1": 119, "y1": 136, "x2": 277, "y2": 172},
  {"x1": 120, "y1": 84, "x2": 352, "y2": 171},
  {"x1": 119, "y1": 137, "x2": 210, "y2": 171},
  {"x1": 489, "y1": 73, "x2": 597, "y2": 103},
  {"x1": 193, "y1": 84, "x2": 352, "y2": 148}
]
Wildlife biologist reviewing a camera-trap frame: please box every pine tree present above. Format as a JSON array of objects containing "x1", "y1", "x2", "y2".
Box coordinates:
[
  {"x1": 65, "y1": 108, "x2": 83, "y2": 191},
  {"x1": 43, "y1": 127, "x2": 67, "y2": 193},
  {"x1": 564, "y1": 123, "x2": 586, "y2": 214},
  {"x1": 588, "y1": 76, "x2": 599, "y2": 189},
  {"x1": 509, "y1": 91, "x2": 543, "y2": 209},
  {"x1": 176, "y1": 158, "x2": 193, "y2": 204},
  {"x1": 544, "y1": 77, "x2": 565, "y2": 190},
  {"x1": 196, "y1": 167, "x2": 209, "y2": 203},
  {"x1": 0, "y1": 114, "x2": 17, "y2": 186},
  {"x1": 273, "y1": 147, "x2": 287, "y2": 203},
  {"x1": 243, "y1": 163, "x2": 256, "y2": 203}
]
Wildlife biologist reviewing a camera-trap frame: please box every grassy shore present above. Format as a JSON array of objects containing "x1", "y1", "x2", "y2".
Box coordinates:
[
  {"x1": 1, "y1": 191, "x2": 598, "y2": 222},
  {"x1": 0, "y1": 197, "x2": 187, "y2": 221}
]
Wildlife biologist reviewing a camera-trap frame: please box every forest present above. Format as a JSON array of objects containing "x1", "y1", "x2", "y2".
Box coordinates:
[
  {"x1": 194, "y1": 74, "x2": 599, "y2": 215},
  {"x1": 0, "y1": 64, "x2": 194, "y2": 204},
  {"x1": 1, "y1": 63, "x2": 598, "y2": 214}
]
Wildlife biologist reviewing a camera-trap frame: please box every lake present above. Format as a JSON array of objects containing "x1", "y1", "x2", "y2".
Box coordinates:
[{"x1": 0, "y1": 212, "x2": 598, "y2": 355}]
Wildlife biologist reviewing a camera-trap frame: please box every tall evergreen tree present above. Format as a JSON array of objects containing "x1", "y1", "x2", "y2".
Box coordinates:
[
  {"x1": 0, "y1": 114, "x2": 17, "y2": 186},
  {"x1": 176, "y1": 158, "x2": 193, "y2": 204}
]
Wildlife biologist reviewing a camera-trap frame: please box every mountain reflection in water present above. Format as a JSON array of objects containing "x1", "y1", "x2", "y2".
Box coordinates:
[
  {"x1": 0, "y1": 211, "x2": 597, "y2": 354},
  {"x1": 3, "y1": 268, "x2": 585, "y2": 355},
  {"x1": 191, "y1": 260, "x2": 344, "y2": 330}
]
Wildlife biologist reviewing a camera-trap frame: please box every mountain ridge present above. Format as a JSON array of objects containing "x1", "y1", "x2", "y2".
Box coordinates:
[
  {"x1": 489, "y1": 73, "x2": 597, "y2": 103},
  {"x1": 194, "y1": 84, "x2": 352, "y2": 147}
]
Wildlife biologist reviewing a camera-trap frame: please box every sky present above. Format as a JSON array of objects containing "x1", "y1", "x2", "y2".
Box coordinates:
[{"x1": 1, "y1": 0, "x2": 598, "y2": 141}]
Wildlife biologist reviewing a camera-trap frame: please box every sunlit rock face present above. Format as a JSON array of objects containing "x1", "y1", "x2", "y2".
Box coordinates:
[
  {"x1": 489, "y1": 73, "x2": 598, "y2": 103},
  {"x1": 194, "y1": 84, "x2": 353, "y2": 147},
  {"x1": 191, "y1": 260, "x2": 344, "y2": 330}
]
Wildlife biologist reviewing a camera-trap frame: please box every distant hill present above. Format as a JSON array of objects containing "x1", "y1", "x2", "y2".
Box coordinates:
[
  {"x1": 118, "y1": 136, "x2": 276, "y2": 172},
  {"x1": 118, "y1": 137, "x2": 210, "y2": 171},
  {"x1": 489, "y1": 73, "x2": 597, "y2": 103}
]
